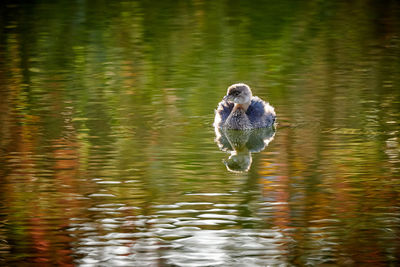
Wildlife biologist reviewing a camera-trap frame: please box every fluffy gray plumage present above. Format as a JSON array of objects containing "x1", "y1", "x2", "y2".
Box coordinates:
[{"x1": 214, "y1": 84, "x2": 276, "y2": 130}]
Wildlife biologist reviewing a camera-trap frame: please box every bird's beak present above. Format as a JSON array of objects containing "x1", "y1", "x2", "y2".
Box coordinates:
[{"x1": 223, "y1": 95, "x2": 230, "y2": 102}]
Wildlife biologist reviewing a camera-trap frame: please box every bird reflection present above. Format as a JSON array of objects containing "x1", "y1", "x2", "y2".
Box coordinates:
[{"x1": 215, "y1": 126, "x2": 276, "y2": 172}]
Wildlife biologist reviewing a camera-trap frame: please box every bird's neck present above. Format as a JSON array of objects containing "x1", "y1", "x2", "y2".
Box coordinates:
[{"x1": 233, "y1": 102, "x2": 250, "y2": 112}]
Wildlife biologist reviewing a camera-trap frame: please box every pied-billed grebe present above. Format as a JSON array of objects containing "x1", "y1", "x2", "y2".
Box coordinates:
[{"x1": 214, "y1": 83, "x2": 276, "y2": 130}]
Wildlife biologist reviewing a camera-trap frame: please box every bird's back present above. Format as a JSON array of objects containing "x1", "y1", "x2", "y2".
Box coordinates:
[{"x1": 246, "y1": 97, "x2": 276, "y2": 128}]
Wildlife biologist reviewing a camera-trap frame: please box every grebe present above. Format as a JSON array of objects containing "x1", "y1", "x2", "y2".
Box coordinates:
[{"x1": 214, "y1": 83, "x2": 276, "y2": 130}]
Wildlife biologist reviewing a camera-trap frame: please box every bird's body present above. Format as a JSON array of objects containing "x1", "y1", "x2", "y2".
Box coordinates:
[{"x1": 214, "y1": 83, "x2": 276, "y2": 130}]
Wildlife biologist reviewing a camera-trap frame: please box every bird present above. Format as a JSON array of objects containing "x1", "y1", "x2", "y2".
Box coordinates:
[{"x1": 214, "y1": 83, "x2": 276, "y2": 130}]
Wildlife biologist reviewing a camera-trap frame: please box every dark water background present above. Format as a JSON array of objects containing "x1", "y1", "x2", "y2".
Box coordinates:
[{"x1": 1, "y1": 0, "x2": 400, "y2": 266}]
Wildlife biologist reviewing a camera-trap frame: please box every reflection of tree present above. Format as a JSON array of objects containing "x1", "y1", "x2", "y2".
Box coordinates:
[{"x1": 255, "y1": 0, "x2": 400, "y2": 264}]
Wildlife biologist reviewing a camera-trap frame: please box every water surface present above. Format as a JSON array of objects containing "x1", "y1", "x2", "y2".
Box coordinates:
[{"x1": 1, "y1": 0, "x2": 400, "y2": 266}]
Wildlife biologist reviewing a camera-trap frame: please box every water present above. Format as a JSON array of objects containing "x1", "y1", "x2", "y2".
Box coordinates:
[{"x1": 1, "y1": 0, "x2": 399, "y2": 266}]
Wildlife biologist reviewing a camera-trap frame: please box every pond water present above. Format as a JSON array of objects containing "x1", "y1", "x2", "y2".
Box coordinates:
[{"x1": 1, "y1": 0, "x2": 400, "y2": 266}]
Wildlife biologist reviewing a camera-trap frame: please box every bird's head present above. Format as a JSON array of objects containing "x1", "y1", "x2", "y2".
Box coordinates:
[{"x1": 223, "y1": 83, "x2": 253, "y2": 105}]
